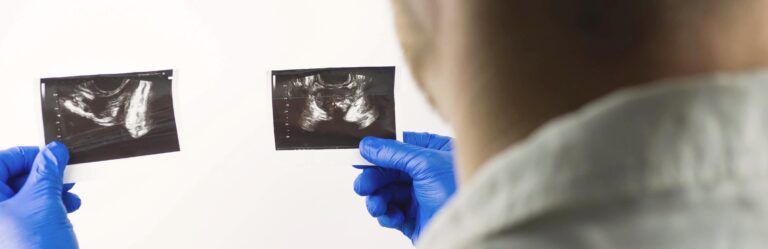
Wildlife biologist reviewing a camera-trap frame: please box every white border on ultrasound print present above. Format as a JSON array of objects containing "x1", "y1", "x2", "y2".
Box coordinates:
[
  {"x1": 32, "y1": 74, "x2": 47, "y2": 165},
  {"x1": 393, "y1": 65, "x2": 402, "y2": 142},
  {"x1": 264, "y1": 69, "x2": 280, "y2": 151},
  {"x1": 35, "y1": 69, "x2": 181, "y2": 183},
  {"x1": 267, "y1": 66, "x2": 401, "y2": 167},
  {"x1": 170, "y1": 69, "x2": 184, "y2": 155}
]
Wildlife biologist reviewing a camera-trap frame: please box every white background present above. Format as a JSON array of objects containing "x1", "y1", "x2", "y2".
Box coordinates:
[{"x1": 0, "y1": 0, "x2": 450, "y2": 248}]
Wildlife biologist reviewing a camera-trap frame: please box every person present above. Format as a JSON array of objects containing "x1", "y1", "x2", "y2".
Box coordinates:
[
  {"x1": 5, "y1": 1, "x2": 768, "y2": 248},
  {"x1": 354, "y1": 0, "x2": 768, "y2": 248}
]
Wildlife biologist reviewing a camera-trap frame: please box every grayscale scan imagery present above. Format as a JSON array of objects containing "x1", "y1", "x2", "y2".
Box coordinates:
[
  {"x1": 272, "y1": 67, "x2": 396, "y2": 150},
  {"x1": 40, "y1": 70, "x2": 180, "y2": 164}
]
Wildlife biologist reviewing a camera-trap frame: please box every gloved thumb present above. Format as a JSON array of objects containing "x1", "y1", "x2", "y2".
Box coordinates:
[{"x1": 18, "y1": 141, "x2": 70, "y2": 198}]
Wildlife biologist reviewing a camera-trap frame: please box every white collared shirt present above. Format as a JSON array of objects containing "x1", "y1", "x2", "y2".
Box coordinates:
[{"x1": 418, "y1": 71, "x2": 768, "y2": 249}]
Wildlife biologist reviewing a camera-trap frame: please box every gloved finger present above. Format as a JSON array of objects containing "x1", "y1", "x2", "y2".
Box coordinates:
[
  {"x1": 8, "y1": 174, "x2": 28, "y2": 193},
  {"x1": 377, "y1": 205, "x2": 406, "y2": 229},
  {"x1": 366, "y1": 184, "x2": 412, "y2": 217},
  {"x1": 18, "y1": 142, "x2": 70, "y2": 198},
  {"x1": 354, "y1": 166, "x2": 410, "y2": 196},
  {"x1": 62, "y1": 191, "x2": 81, "y2": 213},
  {"x1": 400, "y1": 221, "x2": 416, "y2": 242},
  {"x1": 376, "y1": 184, "x2": 412, "y2": 204},
  {"x1": 5, "y1": 162, "x2": 75, "y2": 194},
  {"x1": 0, "y1": 184, "x2": 14, "y2": 201},
  {"x1": 360, "y1": 137, "x2": 434, "y2": 177},
  {"x1": 63, "y1": 183, "x2": 75, "y2": 192},
  {"x1": 403, "y1": 132, "x2": 454, "y2": 151},
  {"x1": 352, "y1": 165, "x2": 368, "y2": 170},
  {"x1": 366, "y1": 195, "x2": 388, "y2": 217},
  {"x1": 0, "y1": 146, "x2": 40, "y2": 182}
]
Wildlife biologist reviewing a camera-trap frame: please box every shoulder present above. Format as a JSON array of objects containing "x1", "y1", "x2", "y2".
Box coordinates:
[{"x1": 419, "y1": 72, "x2": 768, "y2": 249}]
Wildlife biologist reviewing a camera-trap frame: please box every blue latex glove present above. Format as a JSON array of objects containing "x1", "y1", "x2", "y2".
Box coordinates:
[
  {"x1": 354, "y1": 132, "x2": 456, "y2": 243},
  {"x1": 0, "y1": 142, "x2": 81, "y2": 249}
]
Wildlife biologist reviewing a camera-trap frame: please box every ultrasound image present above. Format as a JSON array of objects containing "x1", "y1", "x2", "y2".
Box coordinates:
[
  {"x1": 40, "y1": 70, "x2": 180, "y2": 164},
  {"x1": 272, "y1": 67, "x2": 396, "y2": 150}
]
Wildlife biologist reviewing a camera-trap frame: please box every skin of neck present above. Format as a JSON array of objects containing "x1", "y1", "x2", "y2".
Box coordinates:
[{"x1": 420, "y1": 0, "x2": 768, "y2": 184}]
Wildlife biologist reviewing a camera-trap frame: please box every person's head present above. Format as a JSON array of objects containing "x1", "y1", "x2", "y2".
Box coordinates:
[{"x1": 392, "y1": 0, "x2": 768, "y2": 180}]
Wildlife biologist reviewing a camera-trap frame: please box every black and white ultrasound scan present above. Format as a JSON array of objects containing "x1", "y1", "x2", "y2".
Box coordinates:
[
  {"x1": 271, "y1": 67, "x2": 397, "y2": 150},
  {"x1": 40, "y1": 70, "x2": 180, "y2": 164}
]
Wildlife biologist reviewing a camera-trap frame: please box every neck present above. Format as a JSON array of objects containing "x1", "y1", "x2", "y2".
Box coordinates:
[
  {"x1": 450, "y1": 100, "x2": 540, "y2": 184},
  {"x1": 447, "y1": 77, "x2": 600, "y2": 184}
]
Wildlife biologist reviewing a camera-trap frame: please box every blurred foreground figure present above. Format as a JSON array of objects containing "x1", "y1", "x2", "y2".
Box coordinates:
[{"x1": 355, "y1": 0, "x2": 768, "y2": 248}]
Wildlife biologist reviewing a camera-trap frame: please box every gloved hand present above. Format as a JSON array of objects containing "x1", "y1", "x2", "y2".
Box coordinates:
[
  {"x1": 353, "y1": 132, "x2": 456, "y2": 243},
  {"x1": 0, "y1": 142, "x2": 81, "y2": 249}
]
